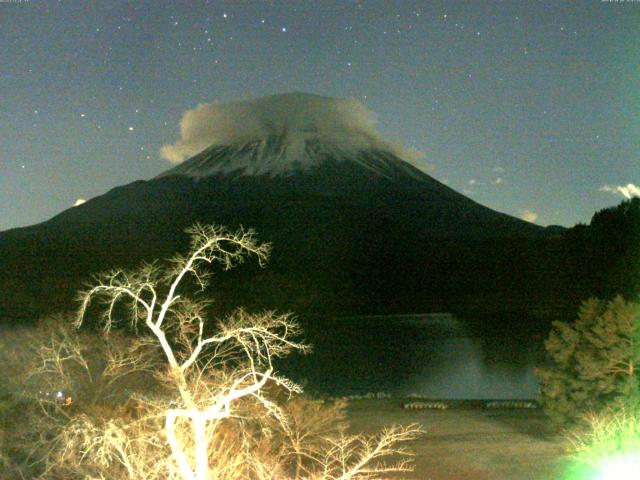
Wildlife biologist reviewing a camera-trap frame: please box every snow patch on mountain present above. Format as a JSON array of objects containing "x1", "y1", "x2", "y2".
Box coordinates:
[
  {"x1": 159, "y1": 92, "x2": 425, "y2": 176},
  {"x1": 159, "y1": 133, "x2": 432, "y2": 182}
]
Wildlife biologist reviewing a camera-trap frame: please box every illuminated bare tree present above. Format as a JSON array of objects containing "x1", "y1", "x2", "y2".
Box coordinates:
[
  {"x1": 76, "y1": 224, "x2": 302, "y2": 480},
  {"x1": 67, "y1": 223, "x2": 422, "y2": 480},
  {"x1": 301, "y1": 424, "x2": 421, "y2": 480}
]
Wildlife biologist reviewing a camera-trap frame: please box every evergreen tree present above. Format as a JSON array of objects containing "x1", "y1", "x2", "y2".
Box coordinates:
[{"x1": 536, "y1": 296, "x2": 640, "y2": 425}]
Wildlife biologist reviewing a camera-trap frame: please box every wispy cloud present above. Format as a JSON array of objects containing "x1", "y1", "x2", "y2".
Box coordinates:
[
  {"x1": 520, "y1": 210, "x2": 538, "y2": 223},
  {"x1": 599, "y1": 183, "x2": 640, "y2": 199},
  {"x1": 493, "y1": 177, "x2": 503, "y2": 185}
]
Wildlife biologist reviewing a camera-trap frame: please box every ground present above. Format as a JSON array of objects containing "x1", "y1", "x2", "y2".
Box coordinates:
[{"x1": 345, "y1": 398, "x2": 572, "y2": 480}]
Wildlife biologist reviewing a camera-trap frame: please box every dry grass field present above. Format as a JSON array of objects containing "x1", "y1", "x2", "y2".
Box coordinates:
[{"x1": 345, "y1": 398, "x2": 572, "y2": 480}]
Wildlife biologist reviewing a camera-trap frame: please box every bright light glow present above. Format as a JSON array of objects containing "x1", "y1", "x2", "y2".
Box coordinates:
[{"x1": 595, "y1": 454, "x2": 640, "y2": 480}]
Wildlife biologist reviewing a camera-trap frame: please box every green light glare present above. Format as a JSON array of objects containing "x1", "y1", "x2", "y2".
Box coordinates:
[{"x1": 594, "y1": 454, "x2": 640, "y2": 480}]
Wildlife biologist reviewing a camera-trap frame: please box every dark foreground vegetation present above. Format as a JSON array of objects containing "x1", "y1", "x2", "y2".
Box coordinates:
[
  {"x1": 1, "y1": 224, "x2": 422, "y2": 479},
  {"x1": 1, "y1": 197, "x2": 639, "y2": 478}
]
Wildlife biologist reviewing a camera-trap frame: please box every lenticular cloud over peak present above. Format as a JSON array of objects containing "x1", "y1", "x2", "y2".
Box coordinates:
[{"x1": 160, "y1": 92, "x2": 420, "y2": 164}]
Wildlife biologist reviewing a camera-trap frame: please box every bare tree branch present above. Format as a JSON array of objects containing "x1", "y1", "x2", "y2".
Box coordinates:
[{"x1": 7, "y1": 223, "x2": 423, "y2": 480}]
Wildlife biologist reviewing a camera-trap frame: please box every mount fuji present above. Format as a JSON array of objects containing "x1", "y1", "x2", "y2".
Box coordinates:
[{"x1": 0, "y1": 93, "x2": 563, "y2": 324}]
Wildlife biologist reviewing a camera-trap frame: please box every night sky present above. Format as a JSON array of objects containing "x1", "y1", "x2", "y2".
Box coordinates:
[{"x1": 2, "y1": 0, "x2": 638, "y2": 232}]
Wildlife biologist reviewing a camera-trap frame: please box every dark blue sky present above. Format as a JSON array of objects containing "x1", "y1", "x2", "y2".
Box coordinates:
[{"x1": 2, "y1": 0, "x2": 638, "y2": 231}]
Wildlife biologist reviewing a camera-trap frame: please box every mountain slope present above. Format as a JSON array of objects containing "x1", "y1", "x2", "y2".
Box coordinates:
[
  {"x1": 0, "y1": 93, "x2": 564, "y2": 324},
  {"x1": 157, "y1": 132, "x2": 548, "y2": 239},
  {"x1": 0, "y1": 158, "x2": 558, "y2": 324}
]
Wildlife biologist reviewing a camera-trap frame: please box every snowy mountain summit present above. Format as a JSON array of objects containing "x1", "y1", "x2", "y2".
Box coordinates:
[{"x1": 158, "y1": 92, "x2": 424, "y2": 178}]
